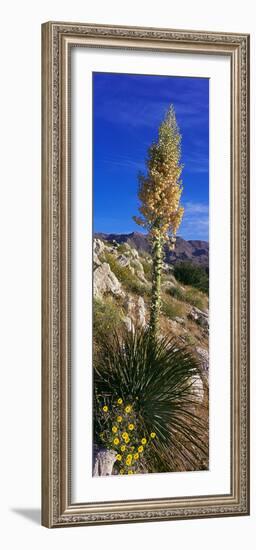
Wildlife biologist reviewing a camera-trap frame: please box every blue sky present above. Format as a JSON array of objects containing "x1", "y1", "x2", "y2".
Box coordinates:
[{"x1": 93, "y1": 72, "x2": 209, "y2": 241}]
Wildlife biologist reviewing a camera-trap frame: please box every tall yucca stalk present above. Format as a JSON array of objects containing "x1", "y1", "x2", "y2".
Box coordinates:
[
  {"x1": 94, "y1": 330, "x2": 208, "y2": 473},
  {"x1": 134, "y1": 106, "x2": 184, "y2": 338}
]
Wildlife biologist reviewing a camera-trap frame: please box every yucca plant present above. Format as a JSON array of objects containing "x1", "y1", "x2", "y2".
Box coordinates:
[{"x1": 94, "y1": 329, "x2": 208, "y2": 474}]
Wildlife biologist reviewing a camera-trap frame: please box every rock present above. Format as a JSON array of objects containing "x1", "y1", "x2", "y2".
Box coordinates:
[
  {"x1": 93, "y1": 446, "x2": 117, "y2": 476},
  {"x1": 117, "y1": 254, "x2": 130, "y2": 267},
  {"x1": 137, "y1": 296, "x2": 147, "y2": 327},
  {"x1": 162, "y1": 278, "x2": 176, "y2": 290},
  {"x1": 93, "y1": 262, "x2": 124, "y2": 299},
  {"x1": 196, "y1": 346, "x2": 209, "y2": 372},
  {"x1": 94, "y1": 238, "x2": 105, "y2": 256},
  {"x1": 93, "y1": 238, "x2": 105, "y2": 267},
  {"x1": 190, "y1": 374, "x2": 204, "y2": 402},
  {"x1": 124, "y1": 296, "x2": 147, "y2": 328},
  {"x1": 132, "y1": 259, "x2": 148, "y2": 284},
  {"x1": 123, "y1": 316, "x2": 134, "y2": 332},
  {"x1": 175, "y1": 316, "x2": 185, "y2": 326},
  {"x1": 188, "y1": 307, "x2": 209, "y2": 329},
  {"x1": 130, "y1": 248, "x2": 139, "y2": 260}
]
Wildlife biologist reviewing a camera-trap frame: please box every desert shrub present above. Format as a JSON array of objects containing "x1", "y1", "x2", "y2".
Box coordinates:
[
  {"x1": 184, "y1": 288, "x2": 207, "y2": 310},
  {"x1": 174, "y1": 262, "x2": 209, "y2": 294},
  {"x1": 93, "y1": 297, "x2": 123, "y2": 343},
  {"x1": 104, "y1": 252, "x2": 147, "y2": 296},
  {"x1": 116, "y1": 243, "x2": 128, "y2": 254},
  {"x1": 161, "y1": 295, "x2": 185, "y2": 320},
  {"x1": 94, "y1": 329, "x2": 208, "y2": 473},
  {"x1": 167, "y1": 285, "x2": 185, "y2": 301},
  {"x1": 140, "y1": 258, "x2": 152, "y2": 280},
  {"x1": 103, "y1": 239, "x2": 114, "y2": 248}
]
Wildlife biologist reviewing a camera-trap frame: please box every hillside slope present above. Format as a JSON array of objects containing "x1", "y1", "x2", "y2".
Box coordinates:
[
  {"x1": 93, "y1": 237, "x2": 209, "y2": 376},
  {"x1": 95, "y1": 232, "x2": 209, "y2": 267}
]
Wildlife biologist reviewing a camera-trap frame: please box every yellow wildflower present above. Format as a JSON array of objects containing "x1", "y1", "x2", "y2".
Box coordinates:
[
  {"x1": 128, "y1": 470, "x2": 133, "y2": 475},
  {"x1": 112, "y1": 425, "x2": 118, "y2": 433},
  {"x1": 126, "y1": 458, "x2": 132, "y2": 466},
  {"x1": 125, "y1": 405, "x2": 132, "y2": 413},
  {"x1": 141, "y1": 438, "x2": 147, "y2": 445},
  {"x1": 113, "y1": 437, "x2": 120, "y2": 445},
  {"x1": 121, "y1": 432, "x2": 129, "y2": 440},
  {"x1": 127, "y1": 454, "x2": 132, "y2": 461},
  {"x1": 150, "y1": 432, "x2": 156, "y2": 439},
  {"x1": 121, "y1": 445, "x2": 126, "y2": 452},
  {"x1": 133, "y1": 453, "x2": 139, "y2": 460},
  {"x1": 102, "y1": 405, "x2": 108, "y2": 412},
  {"x1": 128, "y1": 423, "x2": 134, "y2": 431},
  {"x1": 120, "y1": 469, "x2": 124, "y2": 475},
  {"x1": 116, "y1": 454, "x2": 122, "y2": 461},
  {"x1": 117, "y1": 398, "x2": 123, "y2": 405},
  {"x1": 138, "y1": 445, "x2": 144, "y2": 453},
  {"x1": 117, "y1": 416, "x2": 122, "y2": 423}
]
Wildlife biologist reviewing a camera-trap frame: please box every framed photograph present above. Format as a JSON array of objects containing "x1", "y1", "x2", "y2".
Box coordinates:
[{"x1": 42, "y1": 21, "x2": 250, "y2": 527}]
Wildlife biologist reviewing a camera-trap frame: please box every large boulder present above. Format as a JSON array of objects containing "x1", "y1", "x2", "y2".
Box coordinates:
[
  {"x1": 124, "y1": 295, "x2": 147, "y2": 330},
  {"x1": 117, "y1": 254, "x2": 130, "y2": 267},
  {"x1": 93, "y1": 446, "x2": 117, "y2": 476},
  {"x1": 93, "y1": 262, "x2": 124, "y2": 299},
  {"x1": 188, "y1": 307, "x2": 209, "y2": 330},
  {"x1": 190, "y1": 374, "x2": 204, "y2": 402},
  {"x1": 93, "y1": 238, "x2": 105, "y2": 267},
  {"x1": 196, "y1": 346, "x2": 209, "y2": 372}
]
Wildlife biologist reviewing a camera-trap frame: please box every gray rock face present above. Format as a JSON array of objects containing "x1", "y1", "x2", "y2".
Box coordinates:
[
  {"x1": 93, "y1": 447, "x2": 117, "y2": 476},
  {"x1": 188, "y1": 307, "x2": 209, "y2": 330},
  {"x1": 123, "y1": 315, "x2": 133, "y2": 332},
  {"x1": 196, "y1": 346, "x2": 209, "y2": 372},
  {"x1": 93, "y1": 238, "x2": 105, "y2": 267},
  {"x1": 117, "y1": 254, "x2": 130, "y2": 267},
  {"x1": 124, "y1": 295, "x2": 147, "y2": 330},
  {"x1": 190, "y1": 374, "x2": 204, "y2": 402},
  {"x1": 94, "y1": 238, "x2": 105, "y2": 256},
  {"x1": 93, "y1": 262, "x2": 124, "y2": 299}
]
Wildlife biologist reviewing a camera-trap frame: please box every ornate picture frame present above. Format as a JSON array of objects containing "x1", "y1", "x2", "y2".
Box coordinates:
[{"x1": 42, "y1": 21, "x2": 250, "y2": 527}]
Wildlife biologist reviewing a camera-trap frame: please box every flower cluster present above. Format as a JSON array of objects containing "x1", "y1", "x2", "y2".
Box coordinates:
[{"x1": 98, "y1": 398, "x2": 156, "y2": 475}]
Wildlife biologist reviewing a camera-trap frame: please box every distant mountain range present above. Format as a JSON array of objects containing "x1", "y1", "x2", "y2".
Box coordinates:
[{"x1": 94, "y1": 232, "x2": 209, "y2": 268}]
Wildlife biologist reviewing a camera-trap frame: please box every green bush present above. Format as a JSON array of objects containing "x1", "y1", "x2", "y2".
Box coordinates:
[
  {"x1": 161, "y1": 295, "x2": 185, "y2": 320},
  {"x1": 184, "y1": 288, "x2": 207, "y2": 310},
  {"x1": 174, "y1": 262, "x2": 209, "y2": 294},
  {"x1": 93, "y1": 297, "x2": 123, "y2": 342},
  {"x1": 104, "y1": 252, "x2": 147, "y2": 295},
  {"x1": 94, "y1": 329, "x2": 208, "y2": 473},
  {"x1": 116, "y1": 243, "x2": 128, "y2": 254},
  {"x1": 167, "y1": 285, "x2": 185, "y2": 301},
  {"x1": 140, "y1": 258, "x2": 152, "y2": 280}
]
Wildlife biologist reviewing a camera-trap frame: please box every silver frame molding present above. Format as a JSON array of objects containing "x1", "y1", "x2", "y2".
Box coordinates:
[{"x1": 42, "y1": 21, "x2": 250, "y2": 528}]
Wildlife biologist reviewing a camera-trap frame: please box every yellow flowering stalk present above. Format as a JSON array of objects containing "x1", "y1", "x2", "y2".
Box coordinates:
[{"x1": 133, "y1": 105, "x2": 184, "y2": 338}]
